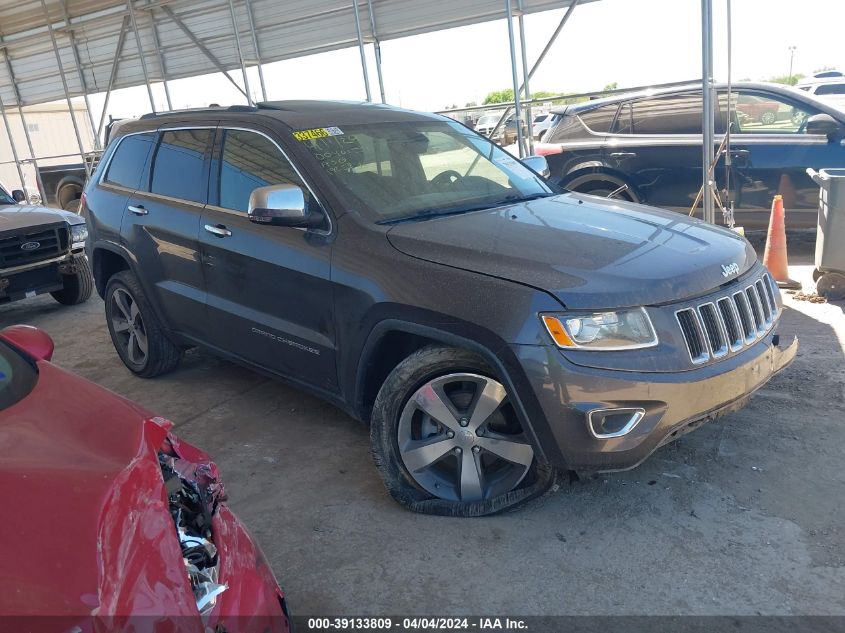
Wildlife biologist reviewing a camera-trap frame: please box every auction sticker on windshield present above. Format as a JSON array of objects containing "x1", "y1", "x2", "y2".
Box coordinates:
[{"x1": 293, "y1": 127, "x2": 344, "y2": 141}]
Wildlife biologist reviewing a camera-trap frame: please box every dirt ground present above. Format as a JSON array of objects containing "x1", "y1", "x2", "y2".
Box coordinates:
[{"x1": 2, "y1": 239, "x2": 843, "y2": 616}]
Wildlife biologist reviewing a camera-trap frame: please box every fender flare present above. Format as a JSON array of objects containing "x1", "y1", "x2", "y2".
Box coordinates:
[
  {"x1": 91, "y1": 241, "x2": 176, "y2": 339},
  {"x1": 354, "y1": 319, "x2": 556, "y2": 466}
]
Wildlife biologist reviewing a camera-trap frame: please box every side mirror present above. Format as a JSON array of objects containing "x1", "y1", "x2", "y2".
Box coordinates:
[
  {"x1": 521, "y1": 155, "x2": 550, "y2": 178},
  {"x1": 806, "y1": 113, "x2": 844, "y2": 141},
  {"x1": 11, "y1": 189, "x2": 26, "y2": 203},
  {"x1": 0, "y1": 325, "x2": 54, "y2": 361},
  {"x1": 247, "y1": 184, "x2": 322, "y2": 228}
]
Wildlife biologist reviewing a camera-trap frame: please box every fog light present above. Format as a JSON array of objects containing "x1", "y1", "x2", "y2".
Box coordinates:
[{"x1": 587, "y1": 407, "x2": 645, "y2": 439}]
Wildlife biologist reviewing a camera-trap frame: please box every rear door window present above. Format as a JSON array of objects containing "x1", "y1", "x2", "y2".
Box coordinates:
[
  {"x1": 104, "y1": 133, "x2": 156, "y2": 189},
  {"x1": 150, "y1": 129, "x2": 213, "y2": 203},
  {"x1": 629, "y1": 94, "x2": 703, "y2": 134},
  {"x1": 218, "y1": 129, "x2": 306, "y2": 213}
]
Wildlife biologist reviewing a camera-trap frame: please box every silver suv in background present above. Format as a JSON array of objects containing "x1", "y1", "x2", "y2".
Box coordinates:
[{"x1": 797, "y1": 71, "x2": 845, "y2": 110}]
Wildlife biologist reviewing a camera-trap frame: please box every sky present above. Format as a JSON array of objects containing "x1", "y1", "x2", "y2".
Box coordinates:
[{"x1": 55, "y1": 0, "x2": 845, "y2": 126}]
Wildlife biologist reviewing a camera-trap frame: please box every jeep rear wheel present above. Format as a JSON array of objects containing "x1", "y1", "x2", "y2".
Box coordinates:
[
  {"x1": 105, "y1": 271, "x2": 181, "y2": 378},
  {"x1": 370, "y1": 345, "x2": 557, "y2": 516}
]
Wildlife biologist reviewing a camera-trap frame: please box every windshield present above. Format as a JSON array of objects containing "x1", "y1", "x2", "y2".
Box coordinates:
[
  {"x1": 476, "y1": 114, "x2": 502, "y2": 127},
  {"x1": 0, "y1": 340, "x2": 38, "y2": 411},
  {"x1": 296, "y1": 120, "x2": 553, "y2": 223},
  {"x1": 0, "y1": 184, "x2": 15, "y2": 205}
]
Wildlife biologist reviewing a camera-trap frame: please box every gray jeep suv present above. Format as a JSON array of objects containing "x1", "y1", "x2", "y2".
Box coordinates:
[{"x1": 83, "y1": 101, "x2": 797, "y2": 516}]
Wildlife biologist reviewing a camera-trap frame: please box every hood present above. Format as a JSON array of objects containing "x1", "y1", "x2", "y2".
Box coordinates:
[
  {"x1": 0, "y1": 204, "x2": 83, "y2": 232},
  {"x1": 0, "y1": 360, "x2": 199, "y2": 620},
  {"x1": 386, "y1": 192, "x2": 757, "y2": 309}
]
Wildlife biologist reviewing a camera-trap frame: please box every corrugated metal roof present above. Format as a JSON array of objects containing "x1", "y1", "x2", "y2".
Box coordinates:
[{"x1": 0, "y1": 0, "x2": 591, "y2": 108}]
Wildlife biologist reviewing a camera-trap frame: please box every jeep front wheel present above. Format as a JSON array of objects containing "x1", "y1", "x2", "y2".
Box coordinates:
[{"x1": 370, "y1": 345, "x2": 556, "y2": 516}]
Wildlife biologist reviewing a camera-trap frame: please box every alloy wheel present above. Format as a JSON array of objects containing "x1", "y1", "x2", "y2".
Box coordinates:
[
  {"x1": 397, "y1": 373, "x2": 534, "y2": 502},
  {"x1": 110, "y1": 287, "x2": 149, "y2": 366}
]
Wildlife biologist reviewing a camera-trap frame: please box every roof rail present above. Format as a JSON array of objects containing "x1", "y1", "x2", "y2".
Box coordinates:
[{"x1": 138, "y1": 104, "x2": 257, "y2": 119}]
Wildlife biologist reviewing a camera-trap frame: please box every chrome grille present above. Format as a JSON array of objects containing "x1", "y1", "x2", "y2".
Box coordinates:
[
  {"x1": 676, "y1": 273, "x2": 779, "y2": 365},
  {"x1": 0, "y1": 224, "x2": 69, "y2": 269}
]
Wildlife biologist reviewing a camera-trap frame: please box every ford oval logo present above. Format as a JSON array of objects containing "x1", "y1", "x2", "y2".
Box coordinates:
[{"x1": 20, "y1": 241, "x2": 40, "y2": 251}]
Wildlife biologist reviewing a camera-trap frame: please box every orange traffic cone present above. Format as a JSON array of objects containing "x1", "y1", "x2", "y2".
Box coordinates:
[{"x1": 763, "y1": 195, "x2": 801, "y2": 290}]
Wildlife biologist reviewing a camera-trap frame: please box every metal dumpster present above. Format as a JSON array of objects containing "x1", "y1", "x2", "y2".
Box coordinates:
[{"x1": 807, "y1": 168, "x2": 845, "y2": 300}]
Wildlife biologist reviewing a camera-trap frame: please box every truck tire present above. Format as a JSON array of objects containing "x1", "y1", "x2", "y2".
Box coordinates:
[
  {"x1": 104, "y1": 270, "x2": 182, "y2": 378},
  {"x1": 50, "y1": 255, "x2": 93, "y2": 305},
  {"x1": 56, "y1": 177, "x2": 84, "y2": 211},
  {"x1": 370, "y1": 345, "x2": 557, "y2": 516}
]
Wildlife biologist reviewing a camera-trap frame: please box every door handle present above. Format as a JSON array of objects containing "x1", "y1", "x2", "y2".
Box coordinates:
[
  {"x1": 128, "y1": 204, "x2": 148, "y2": 216},
  {"x1": 204, "y1": 224, "x2": 232, "y2": 238},
  {"x1": 610, "y1": 152, "x2": 637, "y2": 159}
]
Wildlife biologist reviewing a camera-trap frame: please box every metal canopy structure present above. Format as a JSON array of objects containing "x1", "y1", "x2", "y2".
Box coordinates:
[
  {"x1": 0, "y1": 0, "x2": 594, "y2": 109},
  {"x1": 0, "y1": 0, "x2": 720, "y2": 223}
]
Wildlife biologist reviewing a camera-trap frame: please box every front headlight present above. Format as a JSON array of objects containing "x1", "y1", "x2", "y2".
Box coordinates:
[
  {"x1": 541, "y1": 307, "x2": 658, "y2": 350},
  {"x1": 70, "y1": 223, "x2": 88, "y2": 246}
]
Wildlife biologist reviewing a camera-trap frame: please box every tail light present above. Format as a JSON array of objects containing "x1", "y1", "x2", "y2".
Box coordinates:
[{"x1": 532, "y1": 143, "x2": 563, "y2": 157}]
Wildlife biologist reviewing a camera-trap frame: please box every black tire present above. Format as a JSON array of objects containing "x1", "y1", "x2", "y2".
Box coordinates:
[
  {"x1": 370, "y1": 345, "x2": 558, "y2": 517},
  {"x1": 50, "y1": 254, "x2": 93, "y2": 305},
  {"x1": 64, "y1": 198, "x2": 81, "y2": 214},
  {"x1": 104, "y1": 270, "x2": 182, "y2": 378}
]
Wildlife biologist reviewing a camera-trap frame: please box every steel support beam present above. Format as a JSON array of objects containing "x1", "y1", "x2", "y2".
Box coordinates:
[
  {"x1": 59, "y1": 0, "x2": 101, "y2": 149},
  {"x1": 146, "y1": 1, "x2": 172, "y2": 110},
  {"x1": 227, "y1": 0, "x2": 253, "y2": 105},
  {"x1": 1, "y1": 46, "x2": 47, "y2": 201},
  {"x1": 505, "y1": 0, "x2": 525, "y2": 157},
  {"x1": 127, "y1": 0, "x2": 156, "y2": 112},
  {"x1": 40, "y1": 0, "x2": 91, "y2": 178},
  {"x1": 701, "y1": 0, "x2": 715, "y2": 224},
  {"x1": 159, "y1": 5, "x2": 250, "y2": 101},
  {"x1": 366, "y1": 0, "x2": 386, "y2": 103},
  {"x1": 97, "y1": 16, "x2": 130, "y2": 143},
  {"x1": 352, "y1": 1, "x2": 372, "y2": 102},
  {"x1": 244, "y1": 0, "x2": 267, "y2": 101},
  {"x1": 0, "y1": 93, "x2": 27, "y2": 191},
  {"x1": 516, "y1": 0, "x2": 533, "y2": 155},
  {"x1": 519, "y1": 0, "x2": 578, "y2": 97}
]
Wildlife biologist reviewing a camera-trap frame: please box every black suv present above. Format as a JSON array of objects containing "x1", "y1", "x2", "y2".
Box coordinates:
[
  {"x1": 0, "y1": 184, "x2": 92, "y2": 306},
  {"x1": 544, "y1": 82, "x2": 845, "y2": 230},
  {"x1": 84, "y1": 101, "x2": 796, "y2": 516}
]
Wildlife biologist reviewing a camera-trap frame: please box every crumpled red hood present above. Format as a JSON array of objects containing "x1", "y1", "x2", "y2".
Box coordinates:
[
  {"x1": 0, "y1": 360, "x2": 198, "y2": 619},
  {"x1": 0, "y1": 359, "x2": 287, "y2": 631}
]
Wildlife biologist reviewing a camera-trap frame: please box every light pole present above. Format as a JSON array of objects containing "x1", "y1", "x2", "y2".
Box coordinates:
[{"x1": 788, "y1": 45, "x2": 797, "y2": 84}]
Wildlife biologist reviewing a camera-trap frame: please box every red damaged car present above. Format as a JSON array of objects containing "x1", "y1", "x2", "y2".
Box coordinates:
[{"x1": 0, "y1": 325, "x2": 290, "y2": 631}]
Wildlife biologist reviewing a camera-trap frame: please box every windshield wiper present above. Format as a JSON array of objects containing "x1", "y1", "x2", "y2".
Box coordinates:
[{"x1": 378, "y1": 193, "x2": 553, "y2": 225}]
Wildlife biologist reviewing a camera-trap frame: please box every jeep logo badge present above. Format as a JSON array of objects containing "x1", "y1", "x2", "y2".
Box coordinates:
[
  {"x1": 721, "y1": 262, "x2": 740, "y2": 278},
  {"x1": 20, "y1": 241, "x2": 40, "y2": 251}
]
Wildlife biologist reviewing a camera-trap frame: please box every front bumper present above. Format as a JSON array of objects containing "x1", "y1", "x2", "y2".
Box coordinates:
[
  {"x1": 512, "y1": 330, "x2": 798, "y2": 472},
  {"x1": 0, "y1": 252, "x2": 78, "y2": 303}
]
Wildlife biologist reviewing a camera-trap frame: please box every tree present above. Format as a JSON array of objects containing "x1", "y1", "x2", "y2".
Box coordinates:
[
  {"x1": 464, "y1": 101, "x2": 477, "y2": 108},
  {"x1": 482, "y1": 89, "x2": 514, "y2": 104},
  {"x1": 766, "y1": 73, "x2": 805, "y2": 86},
  {"x1": 603, "y1": 81, "x2": 618, "y2": 91},
  {"x1": 530, "y1": 90, "x2": 559, "y2": 100}
]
